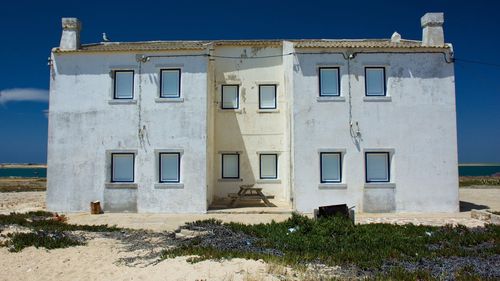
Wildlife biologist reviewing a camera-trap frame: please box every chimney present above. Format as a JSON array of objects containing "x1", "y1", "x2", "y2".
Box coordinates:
[
  {"x1": 421, "y1": 13, "x2": 444, "y2": 47},
  {"x1": 59, "y1": 18, "x2": 81, "y2": 50}
]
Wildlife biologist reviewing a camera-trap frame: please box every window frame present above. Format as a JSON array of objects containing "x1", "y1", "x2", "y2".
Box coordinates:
[
  {"x1": 319, "y1": 67, "x2": 341, "y2": 97},
  {"x1": 158, "y1": 152, "x2": 181, "y2": 183},
  {"x1": 111, "y1": 153, "x2": 135, "y2": 183},
  {"x1": 159, "y1": 68, "x2": 181, "y2": 98},
  {"x1": 221, "y1": 153, "x2": 240, "y2": 179},
  {"x1": 364, "y1": 67, "x2": 386, "y2": 97},
  {"x1": 258, "y1": 84, "x2": 277, "y2": 109},
  {"x1": 365, "y1": 152, "x2": 390, "y2": 183},
  {"x1": 221, "y1": 85, "x2": 240, "y2": 109},
  {"x1": 113, "y1": 70, "x2": 135, "y2": 99},
  {"x1": 259, "y1": 153, "x2": 278, "y2": 179},
  {"x1": 320, "y1": 152, "x2": 342, "y2": 183}
]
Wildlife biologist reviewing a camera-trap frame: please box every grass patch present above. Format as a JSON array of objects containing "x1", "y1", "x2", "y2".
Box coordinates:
[
  {"x1": 0, "y1": 211, "x2": 122, "y2": 232},
  {"x1": 7, "y1": 231, "x2": 84, "y2": 252},
  {"x1": 460, "y1": 176, "x2": 500, "y2": 187},
  {"x1": 0, "y1": 211, "x2": 123, "y2": 252},
  {"x1": 0, "y1": 178, "x2": 46, "y2": 192},
  {"x1": 162, "y1": 213, "x2": 500, "y2": 277}
]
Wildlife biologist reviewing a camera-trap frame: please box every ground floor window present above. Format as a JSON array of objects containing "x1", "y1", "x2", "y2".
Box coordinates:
[
  {"x1": 260, "y1": 154, "x2": 278, "y2": 179},
  {"x1": 159, "y1": 153, "x2": 180, "y2": 183},
  {"x1": 222, "y1": 153, "x2": 239, "y2": 179},
  {"x1": 365, "y1": 152, "x2": 390, "y2": 182},
  {"x1": 111, "y1": 153, "x2": 135, "y2": 182},
  {"x1": 320, "y1": 152, "x2": 341, "y2": 183}
]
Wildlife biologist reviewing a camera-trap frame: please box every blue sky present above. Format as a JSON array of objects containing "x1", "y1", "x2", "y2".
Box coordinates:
[{"x1": 0, "y1": 0, "x2": 499, "y2": 163}]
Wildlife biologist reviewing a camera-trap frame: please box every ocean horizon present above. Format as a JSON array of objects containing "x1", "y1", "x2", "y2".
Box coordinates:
[{"x1": 1, "y1": 163, "x2": 500, "y2": 178}]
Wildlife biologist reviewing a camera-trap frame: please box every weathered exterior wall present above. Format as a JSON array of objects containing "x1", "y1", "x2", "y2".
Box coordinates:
[
  {"x1": 292, "y1": 51, "x2": 458, "y2": 213},
  {"x1": 212, "y1": 46, "x2": 291, "y2": 202},
  {"x1": 46, "y1": 51, "x2": 208, "y2": 213},
  {"x1": 47, "y1": 42, "x2": 458, "y2": 214}
]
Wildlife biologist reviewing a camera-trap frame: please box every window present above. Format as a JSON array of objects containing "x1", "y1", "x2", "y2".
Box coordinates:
[
  {"x1": 259, "y1": 85, "x2": 277, "y2": 109},
  {"x1": 114, "y1": 70, "x2": 134, "y2": 99},
  {"x1": 320, "y1": 152, "x2": 341, "y2": 183},
  {"x1": 319, "y1": 67, "x2": 340, "y2": 96},
  {"x1": 260, "y1": 154, "x2": 278, "y2": 179},
  {"x1": 365, "y1": 67, "x2": 386, "y2": 96},
  {"x1": 365, "y1": 152, "x2": 390, "y2": 182},
  {"x1": 222, "y1": 153, "x2": 239, "y2": 179},
  {"x1": 111, "y1": 153, "x2": 134, "y2": 182},
  {"x1": 159, "y1": 153, "x2": 180, "y2": 183},
  {"x1": 221, "y1": 85, "x2": 239, "y2": 109},
  {"x1": 160, "y1": 69, "x2": 181, "y2": 98}
]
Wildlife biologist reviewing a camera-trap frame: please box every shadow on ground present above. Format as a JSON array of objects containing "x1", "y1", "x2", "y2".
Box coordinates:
[{"x1": 460, "y1": 201, "x2": 489, "y2": 212}]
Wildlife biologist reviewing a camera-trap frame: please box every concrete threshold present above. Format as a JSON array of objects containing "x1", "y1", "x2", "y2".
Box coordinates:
[{"x1": 207, "y1": 208, "x2": 293, "y2": 214}]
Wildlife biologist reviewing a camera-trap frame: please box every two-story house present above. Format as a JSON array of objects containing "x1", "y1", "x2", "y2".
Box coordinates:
[{"x1": 46, "y1": 13, "x2": 458, "y2": 213}]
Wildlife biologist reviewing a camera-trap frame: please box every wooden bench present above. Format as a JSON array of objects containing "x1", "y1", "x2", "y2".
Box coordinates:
[{"x1": 227, "y1": 185, "x2": 274, "y2": 207}]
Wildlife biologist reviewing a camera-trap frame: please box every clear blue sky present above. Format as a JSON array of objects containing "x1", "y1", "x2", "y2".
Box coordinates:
[{"x1": 0, "y1": 0, "x2": 498, "y2": 164}]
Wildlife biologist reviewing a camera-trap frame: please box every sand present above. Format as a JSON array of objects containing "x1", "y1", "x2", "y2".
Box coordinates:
[
  {"x1": 0, "y1": 191, "x2": 45, "y2": 214},
  {"x1": 0, "y1": 192, "x2": 292, "y2": 281},
  {"x1": 1, "y1": 189, "x2": 498, "y2": 281},
  {"x1": 0, "y1": 239, "x2": 280, "y2": 281}
]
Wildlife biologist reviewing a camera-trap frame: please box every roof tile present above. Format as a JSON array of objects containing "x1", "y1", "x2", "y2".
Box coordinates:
[{"x1": 53, "y1": 39, "x2": 449, "y2": 53}]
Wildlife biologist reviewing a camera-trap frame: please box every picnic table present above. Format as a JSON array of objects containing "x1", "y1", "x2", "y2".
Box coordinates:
[{"x1": 228, "y1": 184, "x2": 274, "y2": 207}]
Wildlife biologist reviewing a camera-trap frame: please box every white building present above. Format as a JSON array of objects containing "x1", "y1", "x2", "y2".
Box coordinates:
[{"x1": 47, "y1": 13, "x2": 459, "y2": 213}]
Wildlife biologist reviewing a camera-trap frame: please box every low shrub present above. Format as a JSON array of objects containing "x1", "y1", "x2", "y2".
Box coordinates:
[
  {"x1": 163, "y1": 213, "x2": 499, "y2": 278},
  {"x1": 0, "y1": 211, "x2": 123, "y2": 252},
  {"x1": 0, "y1": 211, "x2": 122, "y2": 232},
  {"x1": 7, "y1": 231, "x2": 84, "y2": 252}
]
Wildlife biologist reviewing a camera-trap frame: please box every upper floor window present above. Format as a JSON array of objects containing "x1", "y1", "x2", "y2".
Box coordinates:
[
  {"x1": 113, "y1": 70, "x2": 134, "y2": 99},
  {"x1": 160, "y1": 69, "x2": 181, "y2": 98},
  {"x1": 365, "y1": 152, "x2": 390, "y2": 182},
  {"x1": 221, "y1": 85, "x2": 239, "y2": 109},
  {"x1": 365, "y1": 67, "x2": 386, "y2": 96},
  {"x1": 111, "y1": 153, "x2": 135, "y2": 182},
  {"x1": 319, "y1": 67, "x2": 340, "y2": 96},
  {"x1": 159, "y1": 152, "x2": 180, "y2": 183},
  {"x1": 259, "y1": 85, "x2": 277, "y2": 109},
  {"x1": 320, "y1": 152, "x2": 341, "y2": 183}
]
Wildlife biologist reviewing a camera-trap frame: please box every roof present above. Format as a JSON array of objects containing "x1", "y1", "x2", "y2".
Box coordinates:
[
  {"x1": 292, "y1": 39, "x2": 447, "y2": 49},
  {"x1": 53, "y1": 39, "x2": 450, "y2": 53}
]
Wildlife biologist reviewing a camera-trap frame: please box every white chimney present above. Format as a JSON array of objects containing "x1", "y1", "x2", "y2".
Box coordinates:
[
  {"x1": 59, "y1": 18, "x2": 81, "y2": 51},
  {"x1": 421, "y1": 13, "x2": 444, "y2": 47}
]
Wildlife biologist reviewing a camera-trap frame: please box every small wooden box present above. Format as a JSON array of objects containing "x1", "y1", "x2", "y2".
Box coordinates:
[{"x1": 90, "y1": 201, "x2": 102, "y2": 215}]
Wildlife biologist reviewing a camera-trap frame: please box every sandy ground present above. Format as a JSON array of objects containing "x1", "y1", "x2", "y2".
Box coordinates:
[
  {"x1": 0, "y1": 188, "x2": 498, "y2": 281},
  {"x1": 0, "y1": 239, "x2": 281, "y2": 281},
  {"x1": 0, "y1": 191, "x2": 45, "y2": 214}
]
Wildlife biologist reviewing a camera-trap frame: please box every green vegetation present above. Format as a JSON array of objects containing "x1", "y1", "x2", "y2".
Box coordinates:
[
  {"x1": 162, "y1": 214, "x2": 499, "y2": 278},
  {"x1": 0, "y1": 211, "x2": 122, "y2": 252},
  {"x1": 371, "y1": 266, "x2": 494, "y2": 281},
  {"x1": 459, "y1": 176, "x2": 500, "y2": 187},
  {"x1": 0, "y1": 211, "x2": 122, "y2": 232},
  {"x1": 0, "y1": 178, "x2": 46, "y2": 192},
  {"x1": 6, "y1": 231, "x2": 84, "y2": 252}
]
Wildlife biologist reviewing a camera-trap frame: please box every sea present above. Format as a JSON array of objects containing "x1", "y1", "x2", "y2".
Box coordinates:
[
  {"x1": 0, "y1": 167, "x2": 47, "y2": 178},
  {"x1": 1, "y1": 164, "x2": 499, "y2": 178}
]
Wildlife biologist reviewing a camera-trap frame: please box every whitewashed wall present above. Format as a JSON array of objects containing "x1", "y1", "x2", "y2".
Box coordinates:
[
  {"x1": 46, "y1": 43, "x2": 459, "y2": 214},
  {"x1": 46, "y1": 51, "x2": 209, "y2": 213},
  {"x1": 292, "y1": 51, "x2": 458, "y2": 213},
  {"x1": 212, "y1": 46, "x2": 291, "y2": 202}
]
